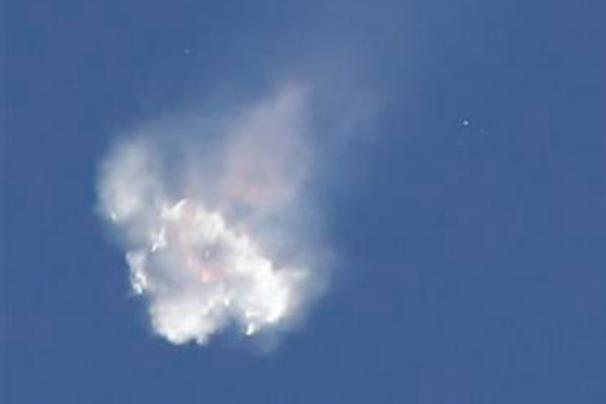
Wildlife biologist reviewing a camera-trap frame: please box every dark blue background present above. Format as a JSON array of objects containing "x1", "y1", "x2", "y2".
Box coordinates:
[{"x1": 4, "y1": 1, "x2": 605, "y2": 402}]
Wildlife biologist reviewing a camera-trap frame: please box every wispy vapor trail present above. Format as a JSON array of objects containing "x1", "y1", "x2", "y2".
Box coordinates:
[{"x1": 98, "y1": 84, "x2": 325, "y2": 346}]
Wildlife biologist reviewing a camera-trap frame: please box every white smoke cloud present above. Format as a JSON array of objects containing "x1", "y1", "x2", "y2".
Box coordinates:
[{"x1": 97, "y1": 84, "x2": 326, "y2": 346}]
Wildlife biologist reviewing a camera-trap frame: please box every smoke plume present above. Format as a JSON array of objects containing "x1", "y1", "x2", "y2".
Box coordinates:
[{"x1": 97, "y1": 84, "x2": 325, "y2": 346}]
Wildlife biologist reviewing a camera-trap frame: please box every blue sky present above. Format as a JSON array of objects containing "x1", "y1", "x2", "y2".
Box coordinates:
[{"x1": 4, "y1": 0, "x2": 606, "y2": 403}]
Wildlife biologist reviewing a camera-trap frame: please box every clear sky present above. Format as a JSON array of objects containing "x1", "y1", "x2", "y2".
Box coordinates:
[{"x1": 4, "y1": 1, "x2": 606, "y2": 403}]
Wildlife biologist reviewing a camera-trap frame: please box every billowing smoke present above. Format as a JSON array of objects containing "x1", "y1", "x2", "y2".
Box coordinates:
[{"x1": 97, "y1": 84, "x2": 326, "y2": 346}]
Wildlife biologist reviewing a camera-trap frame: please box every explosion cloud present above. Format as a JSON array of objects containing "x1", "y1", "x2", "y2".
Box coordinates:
[{"x1": 97, "y1": 85, "x2": 324, "y2": 346}]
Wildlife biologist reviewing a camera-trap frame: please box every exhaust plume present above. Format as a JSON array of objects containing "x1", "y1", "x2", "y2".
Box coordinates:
[{"x1": 97, "y1": 84, "x2": 325, "y2": 346}]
